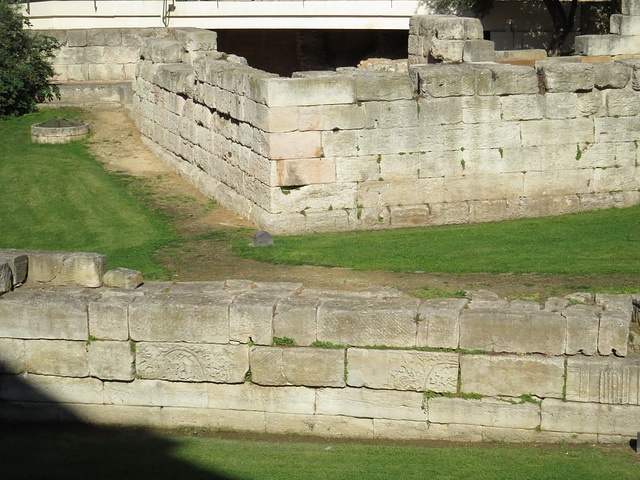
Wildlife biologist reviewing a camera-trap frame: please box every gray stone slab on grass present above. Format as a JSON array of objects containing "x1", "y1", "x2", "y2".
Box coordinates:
[{"x1": 102, "y1": 268, "x2": 143, "y2": 289}]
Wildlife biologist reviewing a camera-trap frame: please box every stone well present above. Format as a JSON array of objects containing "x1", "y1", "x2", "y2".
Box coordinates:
[{"x1": 30, "y1": 117, "x2": 89, "y2": 144}]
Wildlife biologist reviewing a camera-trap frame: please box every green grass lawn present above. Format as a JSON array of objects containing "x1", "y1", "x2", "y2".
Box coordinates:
[
  {"x1": 233, "y1": 206, "x2": 640, "y2": 276},
  {"x1": 1, "y1": 425, "x2": 638, "y2": 480},
  {"x1": 0, "y1": 108, "x2": 178, "y2": 279}
]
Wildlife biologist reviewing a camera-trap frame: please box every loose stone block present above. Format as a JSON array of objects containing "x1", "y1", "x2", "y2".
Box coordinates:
[
  {"x1": 459, "y1": 310, "x2": 566, "y2": 355},
  {"x1": 460, "y1": 354, "x2": 564, "y2": 398},
  {"x1": 0, "y1": 290, "x2": 89, "y2": 340},
  {"x1": 417, "y1": 298, "x2": 468, "y2": 349},
  {"x1": 129, "y1": 293, "x2": 232, "y2": 343},
  {"x1": 541, "y1": 398, "x2": 640, "y2": 435},
  {"x1": 316, "y1": 297, "x2": 420, "y2": 348},
  {"x1": 88, "y1": 341, "x2": 135, "y2": 381},
  {"x1": 102, "y1": 268, "x2": 143, "y2": 289},
  {"x1": 25, "y1": 340, "x2": 89, "y2": 377},
  {"x1": 0, "y1": 373, "x2": 103, "y2": 405},
  {"x1": 537, "y1": 62, "x2": 595, "y2": 92},
  {"x1": 563, "y1": 304, "x2": 600, "y2": 355},
  {"x1": 566, "y1": 356, "x2": 640, "y2": 404},
  {"x1": 273, "y1": 296, "x2": 318, "y2": 346},
  {"x1": 0, "y1": 250, "x2": 28, "y2": 285},
  {"x1": 208, "y1": 383, "x2": 315, "y2": 414},
  {"x1": 257, "y1": 76, "x2": 356, "y2": 107},
  {"x1": 0, "y1": 339, "x2": 25, "y2": 373},
  {"x1": 250, "y1": 346, "x2": 345, "y2": 387},
  {"x1": 20, "y1": 250, "x2": 108, "y2": 287},
  {"x1": 430, "y1": 39, "x2": 465, "y2": 63},
  {"x1": 316, "y1": 387, "x2": 425, "y2": 421},
  {"x1": 136, "y1": 342, "x2": 249, "y2": 383},
  {"x1": 428, "y1": 397, "x2": 540, "y2": 429},
  {"x1": 347, "y1": 348, "x2": 458, "y2": 393},
  {"x1": 104, "y1": 379, "x2": 207, "y2": 408},
  {"x1": 229, "y1": 291, "x2": 281, "y2": 345}
]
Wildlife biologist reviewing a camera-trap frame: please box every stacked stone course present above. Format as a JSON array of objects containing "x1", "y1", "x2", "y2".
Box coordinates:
[{"x1": 1, "y1": 249, "x2": 639, "y2": 443}]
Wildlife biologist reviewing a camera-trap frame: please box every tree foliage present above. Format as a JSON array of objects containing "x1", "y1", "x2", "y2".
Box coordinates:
[
  {"x1": 0, "y1": 0, "x2": 60, "y2": 116},
  {"x1": 437, "y1": 0, "x2": 579, "y2": 56}
]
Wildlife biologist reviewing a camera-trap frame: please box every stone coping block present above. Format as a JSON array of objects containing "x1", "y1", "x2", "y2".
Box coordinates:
[
  {"x1": 428, "y1": 397, "x2": 540, "y2": 429},
  {"x1": 172, "y1": 28, "x2": 217, "y2": 53},
  {"x1": 256, "y1": 76, "x2": 356, "y2": 107},
  {"x1": 0, "y1": 289, "x2": 89, "y2": 340},
  {"x1": 0, "y1": 251, "x2": 28, "y2": 285},
  {"x1": 347, "y1": 348, "x2": 458, "y2": 393},
  {"x1": 409, "y1": 15, "x2": 483, "y2": 41},
  {"x1": 155, "y1": 63, "x2": 195, "y2": 95},
  {"x1": 129, "y1": 292, "x2": 233, "y2": 343},
  {"x1": 460, "y1": 354, "x2": 565, "y2": 398},
  {"x1": 136, "y1": 342, "x2": 249, "y2": 383},
  {"x1": 317, "y1": 297, "x2": 420, "y2": 348},
  {"x1": 140, "y1": 38, "x2": 182, "y2": 64},
  {"x1": 541, "y1": 398, "x2": 640, "y2": 435},
  {"x1": 566, "y1": 355, "x2": 640, "y2": 405},
  {"x1": 537, "y1": 62, "x2": 595, "y2": 93},
  {"x1": 336, "y1": 68, "x2": 414, "y2": 101},
  {"x1": 250, "y1": 346, "x2": 345, "y2": 387},
  {"x1": 8, "y1": 250, "x2": 108, "y2": 288},
  {"x1": 102, "y1": 268, "x2": 143, "y2": 290},
  {"x1": 459, "y1": 309, "x2": 566, "y2": 355}
]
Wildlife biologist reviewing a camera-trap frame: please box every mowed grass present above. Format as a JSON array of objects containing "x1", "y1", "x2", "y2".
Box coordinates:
[
  {"x1": 0, "y1": 108, "x2": 177, "y2": 278},
  {"x1": 1, "y1": 425, "x2": 638, "y2": 480},
  {"x1": 233, "y1": 206, "x2": 640, "y2": 275}
]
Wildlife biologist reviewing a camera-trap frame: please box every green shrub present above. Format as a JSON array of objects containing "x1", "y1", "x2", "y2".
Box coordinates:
[{"x1": 0, "y1": 0, "x2": 60, "y2": 116}]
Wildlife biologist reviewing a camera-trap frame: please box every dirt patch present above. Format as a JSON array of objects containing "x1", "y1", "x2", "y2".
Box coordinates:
[{"x1": 82, "y1": 106, "x2": 640, "y2": 300}]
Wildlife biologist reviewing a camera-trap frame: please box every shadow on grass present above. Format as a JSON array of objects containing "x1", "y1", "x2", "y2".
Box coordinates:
[{"x1": 0, "y1": 365, "x2": 236, "y2": 480}]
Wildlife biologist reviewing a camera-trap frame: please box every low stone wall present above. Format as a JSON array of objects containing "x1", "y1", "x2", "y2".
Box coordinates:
[
  {"x1": 1, "y1": 249, "x2": 638, "y2": 443},
  {"x1": 131, "y1": 14, "x2": 640, "y2": 235}
]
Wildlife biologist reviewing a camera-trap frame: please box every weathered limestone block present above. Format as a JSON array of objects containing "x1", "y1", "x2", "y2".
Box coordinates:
[
  {"x1": 537, "y1": 62, "x2": 595, "y2": 92},
  {"x1": 256, "y1": 76, "x2": 356, "y2": 107},
  {"x1": 473, "y1": 64, "x2": 538, "y2": 95},
  {"x1": 316, "y1": 297, "x2": 420, "y2": 347},
  {"x1": 140, "y1": 38, "x2": 182, "y2": 63},
  {"x1": 595, "y1": 116, "x2": 640, "y2": 143},
  {"x1": 482, "y1": 427, "x2": 596, "y2": 444},
  {"x1": 162, "y1": 406, "x2": 265, "y2": 431},
  {"x1": 410, "y1": 15, "x2": 483, "y2": 40},
  {"x1": 460, "y1": 354, "x2": 564, "y2": 398},
  {"x1": 264, "y1": 131, "x2": 322, "y2": 160},
  {"x1": 596, "y1": 294, "x2": 633, "y2": 356},
  {"x1": 348, "y1": 70, "x2": 414, "y2": 101},
  {"x1": 208, "y1": 383, "x2": 315, "y2": 414},
  {"x1": 88, "y1": 341, "x2": 135, "y2": 381},
  {"x1": 25, "y1": 340, "x2": 89, "y2": 377},
  {"x1": 0, "y1": 290, "x2": 89, "y2": 340},
  {"x1": 461, "y1": 96, "x2": 501, "y2": 123},
  {"x1": 173, "y1": 27, "x2": 217, "y2": 52},
  {"x1": 88, "y1": 295, "x2": 136, "y2": 341},
  {"x1": 86, "y1": 28, "x2": 122, "y2": 46},
  {"x1": 250, "y1": 346, "x2": 345, "y2": 387},
  {"x1": 418, "y1": 96, "x2": 463, "y2": 125},
  {"x1": 154, "y1": 64, "x2": 195, "y2": 95},
  {"x1": 322, "y1": 103, "x2": 365, "y2": 130},
  {"x1": 508, "y1": 300, "x2": 542, "y2": 312},
  {"x1": 273, "y1": 296, "x2": 318, "y2": 346},
  {"x1": 417, "y1": 298, "x2": 468, "y2": 349},
  {"x1": 575, "y1": 35, "x2": 640, "y2": 57},
  {"x1": 0, "y1": 250, "x2": 28, "y2": 285},
  {"x1": 622, "y1": 0, "x2": 640, "y2": 16},
  {"x1": 463, "y1": 40, "x2": 495, "y2": 63},
  {"x1": 604, "y1": 89, "x2": 640, "y2": 117},
  {"x1": 377, "y1": 421, "x2": 483, "y2": 441},
  {"x1": 611, "y1": 14, "x2": 640, "y2": 36},
  {"x1": 410, "y1": 64, "x2": 476, "y2": 97},
  {"x1": 428, "y1": 397, "x2": 540, "y2": 429},
  {"x1": 230, "y1": 291, "x2": 281, "y2": 345},
  {"x1": 545, "y1": 92, "x2": 578, "y2": 119},
  {"x1": 136, "y1": 342, "x2": 249, "y2": 383},
  {"x1": 104, "y1": 379, "x2": 207, "y2": 408},
  {"x1": 0, "y1": 262, "x2": 10, "y2": 294},
  {"x1": 0, "y1": 338, "x2": 25, "y2": 373},
  {"x1": 467, "y1": 290, "x2": 508, "y2": 310},
  {"x1": 430, "y1": 39, "x2": 465, "y2": 63},
  {"x1": 129, "y1": 293, "x2": 232, "y2": 343},
  {"x1": 459, "y1": 310, "x2": 565, "y2": 355},
  {"x1": 566, "y1": 355, "x2": 640, "y2": 404},
  {"x1": 593, "y1": 62, "x2": 631, "y2": 89},
  {"x1": 102, "y1": 268, "x2": 143, "y2": 290},
  {"x1": 18, "y1": 250, "x2": 108, "y2": 287},
  {"x1": 0, "y1": 374, "x2": 103, "y2": 404},
  {"x1": 577, "y1": 90, "x2": 604, "y2": 117},
  {"x1": 541, "y1": 398, "x2": 640, "y2": 435},
  {"x1": 563, "y1": 304, "x2": 600, "y2": 355},
  {"x1": 347, "y1": 348, "x2": 458, "y2": 393},
  {"x1": 316, "y1": 387, "x2": 425, "y2": 421},
  {"x1": 444, "y1": 172, "x2": 523, "y2": 203},
  {"x1": 274, "y1": 158, "x2": 336, "y2": 187},
  {"x1": 66, "y1": 29, "x2": 88, "y2": 47},
  {"x1": 521, "y1": 118, "x2": 594, "y2": 147},
  {"x1": 69, "y1": 404, "x2": 161, "y2": 427},
  {"x1": 265, "y1": 412, "x2": 374, "y2": 438},
  {"x1": 364, "y1": 100, "x2": 418, "y2": 129}
]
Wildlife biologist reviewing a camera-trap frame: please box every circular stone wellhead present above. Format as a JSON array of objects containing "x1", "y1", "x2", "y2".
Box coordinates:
[{"x1": 31, "y1": 117, "x2": 90, "y2": 144}]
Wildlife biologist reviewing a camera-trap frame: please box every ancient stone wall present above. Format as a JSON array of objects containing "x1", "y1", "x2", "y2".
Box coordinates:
[
  {"x1": 129, "y1": 15, "x2": 640, "y2": 235},
  {"x1": 1, "y1": 249, "x2": 639, "y2": 443}
]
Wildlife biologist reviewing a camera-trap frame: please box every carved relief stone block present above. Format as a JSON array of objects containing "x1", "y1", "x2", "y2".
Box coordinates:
[
  {"x1": 346, "y1": 348, "x2": 458, "y2": 393},
  {"x1": 136, "y1": 342, "x2": 249, "y2": 383},
  {"x1": 566, "y1": 356, "x2": 640, "y2": 404}
]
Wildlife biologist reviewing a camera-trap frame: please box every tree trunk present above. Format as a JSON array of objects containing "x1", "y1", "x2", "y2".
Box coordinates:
[{"x1": 543, "y1": 0, "x2": 579, "y2": 56}]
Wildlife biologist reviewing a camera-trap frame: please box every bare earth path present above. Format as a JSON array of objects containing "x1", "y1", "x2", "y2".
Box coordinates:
[{"x1": 83, "y1": 106, "x2": 640, "y2": 299}]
